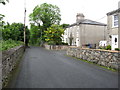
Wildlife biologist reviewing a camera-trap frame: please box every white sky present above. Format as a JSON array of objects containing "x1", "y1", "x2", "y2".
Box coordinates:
[{"x1": 0, "y1": 0, "x2": 120, "y2": 26}]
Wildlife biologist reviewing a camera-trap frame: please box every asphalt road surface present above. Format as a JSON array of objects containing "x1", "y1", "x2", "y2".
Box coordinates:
[{"x1": 9, "y1": 47, "x2": 118, "y2": 88}]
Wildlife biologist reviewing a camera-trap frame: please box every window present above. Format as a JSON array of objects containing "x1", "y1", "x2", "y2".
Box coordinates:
[
  {"x1": 113, "y1": 15, "x2": 118, "y2": 27},
  {"x1": 115, "y1": 38, "x2": 117, "y2": 43},
  {"x1": 115, "y1": 38, "x2": 117, "y2": 45}
]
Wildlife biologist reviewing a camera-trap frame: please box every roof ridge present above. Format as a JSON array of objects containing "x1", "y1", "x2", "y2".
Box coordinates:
[
  {"x1": 107, "y1": 8, "x2": 120, "y2": 15},
  {"x1": 67, "y1": 19, "x2": 106, "y2": 28}
]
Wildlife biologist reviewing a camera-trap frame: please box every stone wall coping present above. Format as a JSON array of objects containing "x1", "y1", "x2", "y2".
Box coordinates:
[
  {"x1": 69, "y1": 47, "x2": 120, "y2": 53},
  {"x1": 44, "y1": 45, "x2": 68, "y2": 46}
]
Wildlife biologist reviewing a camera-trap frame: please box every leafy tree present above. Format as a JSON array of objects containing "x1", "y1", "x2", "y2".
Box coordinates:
[
  {"x1": 2, "y1": 23, "x2": 30, "y2": 42},
  {"x1": 0, "y1": 0, "x2": 8, "y2": 28},
  {"x1": 0, "y1": 14, "x2": 4, "y2": 21},
  {"x1": 29, "y1": 3, "x2": 61, "y2": 35},
  {"x1": 0, "y1": 0, "x2": 9, "y2": 26},
  {"x1": 29, "y1": 24, "x2": 41, "y2": 45},
  {"x1": 0, "y1": 0, "x2": 9, "y2": 5},
  {"x1": 0, "y1": 14, "x2": 5, "y2": 31},
  {"x1": 44, "y1": 24, "x2": 64, "y2": 45},
  {"x1": 60, "y1": 24, "x2": 69, "y2": 29}
]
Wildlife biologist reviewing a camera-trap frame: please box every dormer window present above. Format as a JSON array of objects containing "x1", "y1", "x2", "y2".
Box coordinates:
[{"x1": 113, "y1": 14, "x2": 118, "y2": 27}]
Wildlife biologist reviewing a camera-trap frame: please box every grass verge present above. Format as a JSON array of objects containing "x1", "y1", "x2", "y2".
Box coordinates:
[{"x1": 65, "y1": 55, "x2": 118, "y2": 72}]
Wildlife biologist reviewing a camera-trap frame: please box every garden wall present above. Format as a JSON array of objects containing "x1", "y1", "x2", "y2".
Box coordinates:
[
  {"x1": 67, "y1": 47, "x2": 120, "y2": 70},
  {"x1": 2, "y1": 45, "x2": 25, "y2": 87},
  {"x1": 44, "y1": 45, "x2": 69, "y2": 50}
]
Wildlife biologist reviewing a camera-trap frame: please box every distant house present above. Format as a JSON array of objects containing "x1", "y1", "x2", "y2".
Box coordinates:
[
  {"x1": 63, "y1": 13, "x2": 107, "y2": 48},
  {"x1": 107, "y1": 8, "x2": 120, "y2": 50}
]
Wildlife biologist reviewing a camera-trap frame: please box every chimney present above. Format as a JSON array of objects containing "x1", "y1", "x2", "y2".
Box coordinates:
[{"x1": 76, "y1": 13, "x2": 85, "y2": 23}]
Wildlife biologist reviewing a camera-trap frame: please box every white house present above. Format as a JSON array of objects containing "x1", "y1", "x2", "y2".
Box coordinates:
[
  {"x1": 63, "y1": 13, "x2": 107, "y2": 48},
  {"x1": 107, "y1": 7, "x2": 120, "y2": 50}
]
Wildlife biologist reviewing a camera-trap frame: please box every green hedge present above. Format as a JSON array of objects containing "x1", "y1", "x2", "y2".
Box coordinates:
[{"x1": 0, "y1": 39, "x2": 24, "y2": 51}]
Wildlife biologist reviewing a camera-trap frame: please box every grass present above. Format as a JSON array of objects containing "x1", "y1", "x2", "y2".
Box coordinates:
[
  {"x1": 0, "y1": 39, "x2": 24, "y2": 51},
  {"x1": 66, "y1": 55, "x2": 118, "y2": 72}
]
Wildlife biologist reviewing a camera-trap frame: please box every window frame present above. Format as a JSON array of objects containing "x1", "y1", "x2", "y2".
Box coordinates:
[{"x1": 112, "y1": 14, "x2": 118, "y2": 28}]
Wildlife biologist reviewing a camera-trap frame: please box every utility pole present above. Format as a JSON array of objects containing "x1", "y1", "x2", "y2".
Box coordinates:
[
  {"x1": 24, "y1": 0, "x2": 26, "y2": 46},
  {"x1": 41, "y1": 29, "x2": 42, "y2": 46}
]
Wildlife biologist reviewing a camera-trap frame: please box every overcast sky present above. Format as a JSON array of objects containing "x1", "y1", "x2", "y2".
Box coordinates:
[{"x1": 0, "y1": 0, "x2": 120, "y2": 26}]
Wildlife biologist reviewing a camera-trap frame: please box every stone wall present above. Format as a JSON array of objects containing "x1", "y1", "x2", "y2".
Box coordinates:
[
  {"x1": 67, "y1": 47, "x2": 120, "y2": 70},
  {"x1": 44, "y1": 45, "x2": 69, "y2": 50},
  {"x1": 2, "y1": 45, "x2": 25, "y2": 87}
]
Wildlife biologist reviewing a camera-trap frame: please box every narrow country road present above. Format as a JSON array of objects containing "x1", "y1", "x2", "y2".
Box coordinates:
[{"x1": 9, "y1": 47, "x2": 118, "y2": 88}]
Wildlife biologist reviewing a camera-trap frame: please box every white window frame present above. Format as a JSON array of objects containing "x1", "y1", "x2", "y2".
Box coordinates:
[{"x1": 112, "y1": 14, "x2": 118, "y2": 28}]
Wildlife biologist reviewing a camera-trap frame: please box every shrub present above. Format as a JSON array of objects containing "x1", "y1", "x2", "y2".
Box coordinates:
[
  {"x1": 47, "y1": 41, "x2": 56, "y2": 45},
  {"x1": 0, "y1": 39, "x2": 23, "y2": 51},
  {"x1": 105, "y1": 45, "x2": 111, "y2": 50},
  {"x1": 62, "y1": 42, "x2": 68, "y2": 45},
  {"x1": 115, "y1": 48, "x2": 120, "y2": 51}
]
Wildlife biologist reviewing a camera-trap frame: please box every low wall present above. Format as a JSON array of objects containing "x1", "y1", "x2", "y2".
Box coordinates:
[
  {"x1": 2, "y1": 45, "x2": 25, "y2": 87},
  {"x1": 67, "y1": 47, "x2": 120, "y2": 70},
  {"x1": 44, "y1": 45, "x2": 69, "y2": 50}
]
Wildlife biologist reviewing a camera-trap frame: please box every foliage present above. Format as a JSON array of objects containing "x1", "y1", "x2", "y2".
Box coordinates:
[
  {"x1": 60, "y1": 24, "x2": 69, "y2": 28},
  {"x1": 44, "y1": 24, "x2": 64, "y2": 45},
  {"x1": 0, "y1": 39, "x2": 23, "y2": 51},
  {"x1": 0, "y1": 14, "x2": 5, "y2": 28},
  {"x1": 29, "y1": 3, "x2": 61, "y2": 42},
  {"x1": 2, "y1": 22, "x2": 30, "y2": 42},
  {"x1": 0, "y1": 14, "x2": 5, "y2": 21},
  {"x1": 0, "y1": 0, "x2": 9, "y2": 5},
  {"x1": 29, "y1": 3, "x2": 61, "y2": 27},
  {"x1": 105, "y1": 45, "x2": 111, "y2": 50},
  {"x1": 29, "y1": 24, "x2": 41, "y2": 45},
  {"x1": 115, "y1": 48, "x2": 120, "y2": 51},
  {"x1": 61, "y1": 42, "x2": 68, "y2": 45}
]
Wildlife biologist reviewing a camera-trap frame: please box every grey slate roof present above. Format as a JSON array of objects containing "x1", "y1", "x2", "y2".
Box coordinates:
[
  {"x1": 107, "y1": 8, "x2": 120, "y2": 15},
  {"x1": 67, "y1": 19, "x2": 107, "y2": 28}
]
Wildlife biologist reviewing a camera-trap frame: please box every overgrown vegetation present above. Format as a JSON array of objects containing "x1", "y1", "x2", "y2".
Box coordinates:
[
  {"x1": 29, "y1": 3, "x2": 69, "y2": 45},
  {"x1": 0, "y1": 0, "x2": 9, "y2": 5},
  {"x1": 2, "y1": 23, "x2": 30, "y2": 41},
  {"x1": 0, "y1": 39, "x2": 24, "y2": 51},
  {"x1": 44, "y1": 24, "x2": 64, "y2": 45},
  {"x1": 105, "y1": 45, "x2": 111, "y2": 50},
  {"x1": 29, "y1": 3, "x2": 61, "y2": 44},
  {"x1": 99, "y1": 45, "x2": 111, "y2": 50},
  {"x1": 1, "y1": 2, "x2": 68, "y2": 49},
  {"x1": 115, "y1": 48, "x2": 120, "y2": 51}
]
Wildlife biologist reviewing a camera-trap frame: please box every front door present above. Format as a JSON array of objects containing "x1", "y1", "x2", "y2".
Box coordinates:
[
  {"x1": 111, "y1": 35, "x2": 118, "y2": 50},
  {"x1": 76, "y1": 38, "x2": 80, "y2": 47}
]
